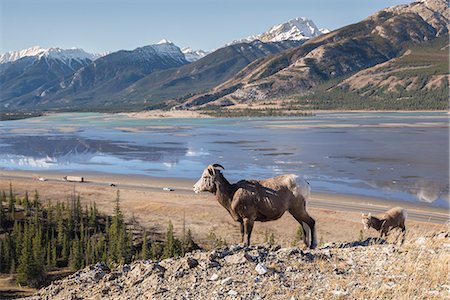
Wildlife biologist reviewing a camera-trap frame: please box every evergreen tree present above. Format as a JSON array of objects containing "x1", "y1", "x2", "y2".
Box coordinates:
[
  {"x1": 69, "y1": 236, "x2": 82, "y2": 271},
  {"x1": 56, "y1": 202, "x2": 65, "y2": 244},
  {"x1": 32, "y1": 225, "x2": 44, "y2": 275},
  {"x1": 32, "y1": 190, "x2": 40, "y2": 209},
  {"x1": 51, "y1": 239, "x2": 57, "y2": 268},
  {"x1": 8, "y1": 183, "x2": 15, "y2": 219},
  {"x1": 17, "y1": 224, "x2": 31, "y2": 285},
  {"x1": 108, "y1": 190, "x2": 128, "y2": 265},
  {"x1": 162, "y1": 221, "x2": 182, "y2": 259},
  {"x1": 150, "y1": 242, "x2": 162, "y2": 260},
  {"x1": 46, "y1": 241, "x2": 52, "y2": 267},
  {"x1": 291, "y1": 225, "x2": 304, "y2": 246},
  {"x1": 0, "y1": 196, "x2": 4, "y2": 229},
  {"x1": 182, "y1": 229, "x2": 195, "y2": 255},
  {"x1": 61, "y1": 232, "x2": 69, "y2": 265},
  {"x1": 12, "y1": 221, "x2": 22, "y2": 259},
  {"x1": 141, "y1": 230, "x2": 149, "y2": 260},
  {"x1": 23, "y1": 191, "x2": 30, "y2": 216},
  {"x1": 88, "y1": 202, "x2": 98, "y2": 231}
]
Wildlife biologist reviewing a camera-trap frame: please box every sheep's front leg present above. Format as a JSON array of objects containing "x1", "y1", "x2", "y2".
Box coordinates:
[
  {"x1": 239, "y1": 221, "x2": 244, "y2": 244},
  {"x1": 243, "y1": 218, "x2": 254, "y2": 247}
]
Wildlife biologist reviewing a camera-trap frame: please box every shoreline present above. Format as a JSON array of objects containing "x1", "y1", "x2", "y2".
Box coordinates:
[
  {"x1": 24, "y1": 109, "x2": 449, "y2": 121},
  {"x1": 1, "y1": 168, "x2": 448, "y2": 220}
]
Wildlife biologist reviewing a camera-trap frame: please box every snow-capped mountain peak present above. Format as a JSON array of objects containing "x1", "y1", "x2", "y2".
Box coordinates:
[
  {"x1": 229, "y1": 17, "x2": 329, "y2": 45},
  {"x1": 157, "y1": 39, "x2": 173, "y2": 45},
  {"x1": 133, "y1": 41, "x2": 187, "y2": 63},
  {"x1": 181, "y1": 47, "x2": 209, "y2": 62},
  {"x1": 0, "y1": 46, "x2": 102, "y2": 64}
]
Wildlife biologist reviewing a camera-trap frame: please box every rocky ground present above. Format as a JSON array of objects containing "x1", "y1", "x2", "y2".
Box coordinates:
[{"x1": 24, "y1": 230, "x2": 449, "y2": 300}]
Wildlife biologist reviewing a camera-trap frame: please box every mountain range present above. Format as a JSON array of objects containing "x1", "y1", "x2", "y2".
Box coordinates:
[{"x1": 0, "y1": 0, "x2": 448, "y2": 112}]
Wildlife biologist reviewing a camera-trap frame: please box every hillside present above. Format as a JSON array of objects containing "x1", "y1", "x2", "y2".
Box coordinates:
[
  {"x1": 33, "y1": 42, "x2": 190, "y2": 111},
  {"x1": 110, "y1": 40, "x2": 303, "y2": 110},
  {"x1": 288, "y1": 37, "x2": 449, "y2": 110},
  {"x1": 185, "y1": 0, "x2": 449, "y2": 110},
  {"x1": 26, "y1": 231, "x2": 449, "y2": 299},
  {"x1": 0, "y1": 49, "x2": 94, "y2": 109}
]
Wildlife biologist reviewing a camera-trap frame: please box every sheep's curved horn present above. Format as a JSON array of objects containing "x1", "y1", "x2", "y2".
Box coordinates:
[{"x1": 212, "y1": 163, "x2": 225, "y2": 170}]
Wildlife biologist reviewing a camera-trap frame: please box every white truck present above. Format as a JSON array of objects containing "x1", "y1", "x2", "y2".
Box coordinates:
[{"x1": 63, "y1": 176, "x2": 84, "y2": 182}]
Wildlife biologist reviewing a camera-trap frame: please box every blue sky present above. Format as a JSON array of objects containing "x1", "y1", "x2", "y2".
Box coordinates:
[{"x1": 0, "y1": 0, "x2": 410, "y2": 53}]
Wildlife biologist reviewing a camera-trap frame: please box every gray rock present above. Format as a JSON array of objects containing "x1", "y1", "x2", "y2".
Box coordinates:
[{"x1": 186, "y1": 257, "x2": 199, "y2": 268}]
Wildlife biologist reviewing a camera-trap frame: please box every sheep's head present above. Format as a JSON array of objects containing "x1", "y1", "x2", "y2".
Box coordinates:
[
  {"x1": 361, "y1": 212, "x2": 372, "y2": 229},
  {"x1": 193, "y1": 164, "x2": 224, "y2": 194}
]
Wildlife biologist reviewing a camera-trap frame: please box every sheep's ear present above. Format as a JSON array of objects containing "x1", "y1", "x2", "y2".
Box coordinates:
[
  {"x1": 207, "y1": 165, "x2": 216, "y2": 176},
  {"x1": 361, "y1": 213, "x2": 365, "y2": 217},
  {"x1": 368, "y1": 212, "x2": 372, "y2": 218}
]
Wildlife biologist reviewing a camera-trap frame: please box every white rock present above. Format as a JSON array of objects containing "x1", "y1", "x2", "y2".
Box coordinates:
[
  {"x1": 228, "y1": 289, "x2": 238, "y2": 296},
  {"x1": 415, "y1": 237, "x2": 427, "y2": 245},
  {"x1": 221, "y1": 277, "x2": 233, "y2": 285},
  {"x1": 332, "y1": 290, "x2": 348, "y2": 296},
  {"x1": 209, "y1": 274, "x2": 219, "y2": 281},
  {"x1": 255, "y1": 263, "x2": 268, "y2": 275}
]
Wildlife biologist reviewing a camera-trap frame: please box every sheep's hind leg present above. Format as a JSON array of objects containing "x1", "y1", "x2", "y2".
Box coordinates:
[
  {"x1": 400, "y1": 225, "x2": 406, "y2": 245},
  {"x1": 289, "y1": 208, "x2": 317, "y2": 249}
]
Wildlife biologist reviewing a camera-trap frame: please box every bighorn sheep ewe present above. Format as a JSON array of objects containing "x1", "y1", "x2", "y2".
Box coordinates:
[
  {"x1": 193, "y1": 164, "x2": 317, "y2": 248},
  {"x1": 362, "y1": 207, "x2": 407, "y2": 244}
]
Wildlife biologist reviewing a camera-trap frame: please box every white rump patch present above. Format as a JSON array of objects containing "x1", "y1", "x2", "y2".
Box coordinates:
[
  {"x1": 291, "y1": 175, "x2": 311, "y2": 200},
  {"x1": 402, "y1": 209, "x2": 408, "y2": 219}
]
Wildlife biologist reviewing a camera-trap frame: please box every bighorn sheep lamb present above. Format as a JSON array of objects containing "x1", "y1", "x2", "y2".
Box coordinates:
[
  {"x1": 362, "y1": 207, "x2": 407, "y2": 244},
  {"x1": 193, "y1": 164, "x2": 317, "y2": 248}
]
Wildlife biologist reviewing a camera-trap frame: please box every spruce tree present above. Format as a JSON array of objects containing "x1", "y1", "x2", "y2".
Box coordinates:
[
  {"x1": 69, "y1": 236, "x2": 82, "y2": 271},
  {"x1": 56, "y1": 202, "x2": 65, "y2": 244},
  {"x1": 141, "y1": 230, "x2": 149, "y2": 260},
  {"x1": 150, "y1": 241, "x2": 162, "y2": 260},
  {"x1": 61, "y1": 232, "x2": 69, "y2": 265},
  {"x1": 108, "y1": 190, "x2": 127, "y2": 264},
  {"x1": 162, "y1": 221, "x2": 181, "y2": 259},
  {"x1": 23, "y1": 191, "x2": 30, "y2": 216},
  {"x1": 51, "y1": 239, "x2": 57, "y2": 268},
  {"x1": 182, "y1": 229, "x2": 195, "y2": 255},
  {"x1": 0, "y1": 197, "x2": 4, "y2": 229},
  {"x1": 32, "y1": 190, "x2": 40, "y2": 209},
  {"x1": 8, "y1": 183, "x2": 15, "y2": 219},
  {"x1": 17, "y1": 224, "x2": 31, "y2": 285}
]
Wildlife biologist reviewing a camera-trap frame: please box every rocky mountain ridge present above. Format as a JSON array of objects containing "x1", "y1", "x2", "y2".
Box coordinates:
[
  {"x1": 229, "y1": 17, "x2": 328, "y2": 45},
  {"x1": 0, "y1": 46, "x2": 101, "y2": 65},
  {"x1": 184, "y1": 0, "x2": 448, "y2": 109},
  {"x1": 1, "y1": 0, "x2": 448, "y2": 112},
  {"x1": 181, "y1": 47, "x2": 209, "y2": 62},
  {"x1": 25, "y1": 232, "x2": 449, "y2": 299}
]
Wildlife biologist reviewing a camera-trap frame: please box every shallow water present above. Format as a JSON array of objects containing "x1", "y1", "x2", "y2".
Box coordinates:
[{"x1": 0, "y1": 112, "x2": 448, "y2": 208}]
